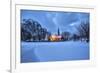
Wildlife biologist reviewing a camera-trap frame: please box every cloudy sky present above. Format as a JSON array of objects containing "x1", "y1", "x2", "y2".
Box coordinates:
[{"x1": 21, "y1": 10, "x2": 90, "y2": 34}]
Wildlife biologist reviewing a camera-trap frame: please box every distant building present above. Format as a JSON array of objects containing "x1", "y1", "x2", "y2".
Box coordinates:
[{"x1": 49, "y1": 28, "x2": 62, "y2": 41}]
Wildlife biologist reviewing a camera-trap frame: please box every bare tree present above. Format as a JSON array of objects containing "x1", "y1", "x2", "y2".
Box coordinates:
[
  {"x1": 76, "y1": 22, "x2": 89, "y2": 42},
  {"x1": 61, "y1": 31, "x2": 70, "y2": 41}
]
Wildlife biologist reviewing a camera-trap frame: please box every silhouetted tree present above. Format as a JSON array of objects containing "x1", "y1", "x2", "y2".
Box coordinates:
[
  {"x1": 61, "y1": 31, "x2": 70, "y2": 41},
  {"x1": 76, "y1": 22, "x2": 89, "y2": 42},
  {"x1": 21, "y1": 19, "x2": 50, "y2": 42},
  {"x1": 72, "y1": 34, "x2": 79, "y2": 41}
]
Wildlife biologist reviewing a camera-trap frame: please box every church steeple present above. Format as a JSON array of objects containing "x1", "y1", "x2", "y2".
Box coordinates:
[{"x1": 58, "y1": 28, "x2": 60, "y2": 36}]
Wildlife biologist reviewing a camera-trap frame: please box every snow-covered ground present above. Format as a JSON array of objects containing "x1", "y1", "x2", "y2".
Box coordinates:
[{"x1": 21, "y1": 41, "x2": 89, "y2": 63}]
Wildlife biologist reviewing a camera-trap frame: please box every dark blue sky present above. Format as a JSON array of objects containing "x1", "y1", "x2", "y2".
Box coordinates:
[{"x1": 21, "y1": 10, "x2": 89, "y2": 34}]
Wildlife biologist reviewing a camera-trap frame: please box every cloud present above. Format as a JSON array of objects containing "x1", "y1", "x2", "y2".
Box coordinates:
[
  {"x1": 52, "y1": 13, "x2": 59, "y2": 28},
  {"x1": 70, "y1": 21, "x2": 80, "y2": 26},
  {"x1": 46, "y1": 12, "x2": 85, "y2": 33},
  {"x1": 77, "y1": 13, "x2": 90, "y2": 22},
  {"x1": 21, "y1": 10, "x2": 89, "y2": 34}
]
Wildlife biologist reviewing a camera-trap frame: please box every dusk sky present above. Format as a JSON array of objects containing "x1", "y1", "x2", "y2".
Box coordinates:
[{"x1": 21, "y1": 10, "x2": 90, "y2": 34}]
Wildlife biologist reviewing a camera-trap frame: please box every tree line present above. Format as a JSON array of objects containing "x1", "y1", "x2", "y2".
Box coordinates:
[
  {"x1": 21, "y1": 19, "x2": 89, "y2": 42},
  {"x1": 21, "y1": 19, "x2": 51, "y2": 42}
]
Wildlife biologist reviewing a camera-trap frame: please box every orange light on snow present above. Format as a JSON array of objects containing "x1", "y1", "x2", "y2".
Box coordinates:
[{"x1": 49, "y1": 35, "x2": 62, "y2": 41}]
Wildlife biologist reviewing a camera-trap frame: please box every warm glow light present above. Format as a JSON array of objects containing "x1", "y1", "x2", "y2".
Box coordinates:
[{"x1": 49, "y1": 35, "x2": 62, "y2": 41}]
